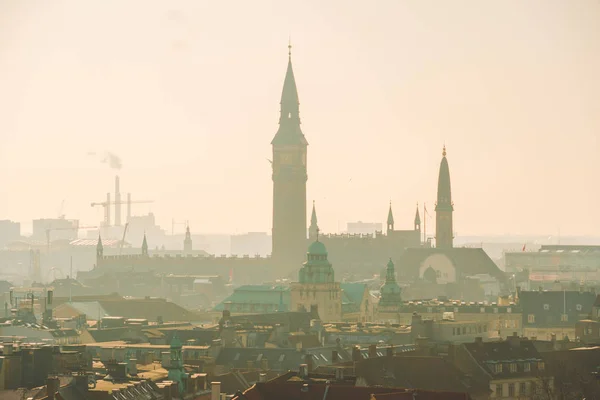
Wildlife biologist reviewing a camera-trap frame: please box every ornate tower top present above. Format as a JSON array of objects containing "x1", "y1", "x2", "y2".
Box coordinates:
[
  {"x1": 271, "y1": 45, "x2": 308, "y2": 147},
  {"x1": 300, "y1": 238, "x2": 334, "y2": 284},
  {"x1": 436, "y1": 145, "x2": 453, "y2": 211},
  {"x1": 387, "y1": 201, "x2": 395, "y2": 232},
  {"x1": 414, "y1": 203, "x2": 421, "y2": 227},
  {"x1": 379, "y1": 258, "x2": 402, "y2": 306}
]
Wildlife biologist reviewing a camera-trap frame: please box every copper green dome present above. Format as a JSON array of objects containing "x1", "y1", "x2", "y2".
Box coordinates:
[{"x1": 308, "y1": 240, "x2": 327, "y2": 256}]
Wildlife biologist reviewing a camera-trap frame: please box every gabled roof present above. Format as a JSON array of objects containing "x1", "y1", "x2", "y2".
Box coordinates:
[
  {"x1": 396, "y1": 247, "x2": 506, "y2": 282},
  {"x1": 355, "y1": 355, "x2": 488, "y2": 396},
  {"x1": 214, "y1": 285, "x2": 291, "y2": 311}
]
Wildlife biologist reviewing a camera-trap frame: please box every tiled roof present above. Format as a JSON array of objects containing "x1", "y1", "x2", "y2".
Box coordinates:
[
  {"x1": 355, "y1": 355, "x2": 488, "y2": 396},
  {"x1": 396, "y1": 248, "x2": 505, "y2": 282},
  {"x1": 340, "y1": 283, "x2": 367, "y2": 313},
  {"x1": 236, "y1": 380, "x2": 471, "y2": 400},
  {"x1": 214, "y1": 285, "x2": 290, "y2": 311}
]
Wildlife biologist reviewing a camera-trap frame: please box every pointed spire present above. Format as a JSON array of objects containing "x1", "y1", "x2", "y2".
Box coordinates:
[
  {"x1": 141, "y1": 233, "x2": 148, "y2": 256},
  {"x1": 387, "y1": 201, "x2": 394, "y2": 231},
  {"x1": 414, "y1": 203, "x2": 421, "y2": 226},
  {"x1": 97, "y1": 235, "x2": 103, "y2": 250},
  {"x1": 436, "y1": 145, "x2": 453, "y2": 210},
  {"x1": 271, "y1": 44, "x2": 308, "y2": 146},
  {"x1": 311, "y1": 201, "x2": 318, "y2": 225}
]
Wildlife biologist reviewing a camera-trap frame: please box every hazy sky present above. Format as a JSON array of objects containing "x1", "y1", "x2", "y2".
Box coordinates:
[{"x1": 1, "y1": 1, "x2": 599, "y2": 236}]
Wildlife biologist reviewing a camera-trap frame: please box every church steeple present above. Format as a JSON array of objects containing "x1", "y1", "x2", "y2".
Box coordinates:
[
  {"x1": 435, "y1": 145, "x2": 454, "y2": 248},
  {"x1": 141, "y1": 233, "x2": 148, "y2": 256},
  {"x1": 414, "y1": 203, "x2": 421, "y2": 231},
  {"x1": 379, "y1": 258, "x2": 402, "y2": 308},
  {"x1": 387, "y1": 202, "x2": 394, "y2": 233},
  {"x1": 309, "y1": 201, "x2": 319, "y2": 239},
  {"x1": 96, "y1": 235, "x2": 104, "y2": 260}
]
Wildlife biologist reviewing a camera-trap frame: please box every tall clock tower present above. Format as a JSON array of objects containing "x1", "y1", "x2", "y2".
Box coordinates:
[
  {"x1": 435, "y1": 146, "x2": 454, "y2": 248},
  {"x1": 271, "y1": 45, "x2": 308, "y2": 272}
]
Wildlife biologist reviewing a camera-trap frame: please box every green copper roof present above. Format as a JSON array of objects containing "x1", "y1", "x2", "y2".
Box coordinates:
[
  {"x1": 170, "y1": 334, "x2": 182, "y2": 349},
  {"x1": 214, "y1": 285, "x2": 291, "y2": 311},
  {"x1": 308, "y1": 240, "x2": 327, "y2": 256}
]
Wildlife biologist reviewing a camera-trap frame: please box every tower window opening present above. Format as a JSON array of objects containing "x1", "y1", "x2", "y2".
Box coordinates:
[{"x1": 288, "y1": 112, "x2": 291, "y2": 118}]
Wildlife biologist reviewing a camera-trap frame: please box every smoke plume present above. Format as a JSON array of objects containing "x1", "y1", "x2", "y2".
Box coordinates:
[{"x1": 101, "y1": 152, "x2": 123, "y2": 170}]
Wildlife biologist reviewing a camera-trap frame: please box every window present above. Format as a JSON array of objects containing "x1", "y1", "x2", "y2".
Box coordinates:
[
  {"x1": 576, "y1": 304, "x2": 582, "y2": 311},
  {"x1": 507, "y1": 307, "x2": 512, "y2": 313},
  {"x1": 524, "y1": 363, "x2": 531, "y2": 372},
  {"x1": 519, "y1": 382, "x2": 527, "y2": 395},
  {"x1": 528, "y1": 314, "x2": 535, "y2": 323},
  {"x1": 462, "y1": 327, "x2": 466, "y2": 334},
  {"x1": 494, "y1": 308, "x2": 498, "y2": 314},
  {"x1": 427, "y1": 307, "x2": 432, "y2": 313},
  {"x1": 454, "y1": 307, "x2": 459, "y2": 313},
  {"x1": 480, "y1": 307, "x2": 485, "y2": 313},
  {"x1": 538, "y1": 361, "x2": 545, "y2": 371},
  {"x1": 510, "y1": 363, "x2": 517, "y2": 373},
  {"x1": 508, "y1": 383, "x2": 515, "y2": 397},
  {"x1": 496, "y1": 384, "x2": 503, "y2": 397},
  {"x1": 543, "y1": 304, "x2": 550, "y2": 310},
  {"x1": 561, "y1": 314, "x2": 568, "y2": 322},
  {"x1": 495, "y1": 364, "x2": 503, "y2": 374},
  {"x1": 531, "y1": 382, "x2": 537, "y2": 395}
]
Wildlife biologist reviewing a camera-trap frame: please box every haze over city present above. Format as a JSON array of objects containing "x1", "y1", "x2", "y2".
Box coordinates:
[{"x1": 1, "y1": 0, "x2": 599, "y2": 236}]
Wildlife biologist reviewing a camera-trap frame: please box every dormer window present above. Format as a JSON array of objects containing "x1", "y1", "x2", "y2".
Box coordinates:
[
  {"x1": 510, "y1": 363, "x2": 517, "y2": 373},
  {"x1": 576, "y1": 304, "x2": 582, "y2": 311},
  {"x1": 538, "y1": 361, "x2": 545, "y2": 371},
  {"x1": 543, "y1": 304, "x2": 550, "y2": 310},
  {"x1": 495, "y1": 364, "x2": 503, "y2": 373},
  {"x1": 288, "y1": 112, "x2": 291, "y2": 118}
]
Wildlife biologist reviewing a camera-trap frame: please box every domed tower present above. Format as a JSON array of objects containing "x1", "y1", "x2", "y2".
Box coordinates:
[
  {"x1": 378, "y1": 258, "x2": 402, "y2": 312},
  {"x1": 291, "y1": 237, "x2": 342, "y2": 322},
  {"x1": 435, "y1": 146, "x2": 454, "y2": 248}
]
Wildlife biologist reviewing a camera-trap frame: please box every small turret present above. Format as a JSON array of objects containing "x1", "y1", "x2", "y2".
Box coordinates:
[
  {"x1": 183, "y1": 225, "x2": 192, "y2": 253},
  {"x1": 141, "y1": 233, "x2": 148, "y2": 256},
  {"x1": 379, "y1": 258, "x2": 402, "y2": 308},
  {"x1": 414, "y1": 203, "x2": 421, "y2": 231},
  {"x1": 387, "y1": 202, "x2": 394, "y2": 233},
  {"x1": 96, "y1": 235, "x2": 104, "y2": 259}
]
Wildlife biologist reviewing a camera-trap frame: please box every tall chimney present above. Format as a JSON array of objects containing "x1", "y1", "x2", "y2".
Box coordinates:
[
  {"x1": 105, "y1": 193, "x2": 111, "y2": 227},
  {"x1": 115, "y1": 176, "x2": 121, "y2": 226},
  {"x1": 211, "y1": 382, "x2": 221, "y2": 400}
]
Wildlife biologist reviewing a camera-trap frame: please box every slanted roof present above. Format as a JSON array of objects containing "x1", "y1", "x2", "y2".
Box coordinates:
[
  {"x1": 214, "y1": 285, "x2": 291, "y2": 311},
  {"x1": 341, "y1": 283, "x2": 367, "y2": 314},
  {"x1": 53, "y1": 301, "x2": 110, "y2": 319},
  {"x1": 397, "y1": 248, "x2": 506, "y2": 282}
]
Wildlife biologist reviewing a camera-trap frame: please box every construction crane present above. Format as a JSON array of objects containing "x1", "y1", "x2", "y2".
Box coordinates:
[{"x1": 91, "y1": 199, "x2": 154, "y2": 227}]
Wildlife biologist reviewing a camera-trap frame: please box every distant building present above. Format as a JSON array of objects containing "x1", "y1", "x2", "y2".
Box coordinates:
[
  {"x1": 520, "y1": 289, "x2": 596, "y2": 340},
  {"x1": 230, "y1": 232, "x2": 271, "y2": 257},
  {"x1": 377, "y1": 259, "x2": 403, "y2": 317},
  {"x1": 32, "y1": 218, "x2": 78, "y2": 242},
  {"x1": 0, "y1": 220, "x2": 20, "y2": 249},
  {"x1": 346, "y1": 221, "x2": 382, "y2": 235}
]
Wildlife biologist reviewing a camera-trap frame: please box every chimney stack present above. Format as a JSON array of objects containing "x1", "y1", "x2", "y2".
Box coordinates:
[
  {"x1": 115, "y1": 176, "x2": 121, "y2": 226},
  {"x1": 368, "y1": 344, "x2": 377, "y2": 358},
  {"x1": 332, "y1": 350, "x2": 339, "y2": 363},
  {"x1": 211, "y1": 382, "x2": 221, "y2": 400},
  {"x1": 46, "y1": 377, "x2": 60, "y2": 400}
]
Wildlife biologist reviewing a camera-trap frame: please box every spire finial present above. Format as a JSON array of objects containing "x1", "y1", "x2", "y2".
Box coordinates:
[
  {"x1": 442, "y1": 143, "x2": 447, "y2": 157},
  {"x1": 288, "y1": 37, "x2": 292, "y2": 58}
]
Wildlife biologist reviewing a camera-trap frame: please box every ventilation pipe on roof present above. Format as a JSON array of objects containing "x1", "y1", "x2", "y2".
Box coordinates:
[{"x1": 211, "y1": 382, "x2": 221, "y2": 400}]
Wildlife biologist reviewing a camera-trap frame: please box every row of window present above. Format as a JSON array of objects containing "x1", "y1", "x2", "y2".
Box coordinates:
[
  {"x1": 540, "y1": 303, "x2": 583, "y2": 311},
  {"x1": 495, "y1": 380, "x2": 544, "y2": 397},
  {"x1": 492, "y1": 361, "x2": 544, "y2": 374},
  {"x1": 527, "y1": 313, "x2": 570, "y2": 323},
  {"x1": 452, "y1": 325, "x2": 487, "y2": 336}
]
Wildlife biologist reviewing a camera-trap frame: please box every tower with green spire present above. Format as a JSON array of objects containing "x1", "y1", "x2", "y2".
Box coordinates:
[
  {"x1": 291, "y1": 237, "x2": 341, "y2": 321},
  {"x1": 271, "y1": 43, "x2": 309, "y2": 272},
  {"x1": 378, "y1": 258, "x2": 402, "y2": 313},
  {"x1": 308, "y1": 201, "x2": 319, "y2": 240},
  {"x1": 435, "y1": 146, "x2": 454, "y2": 248}
]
